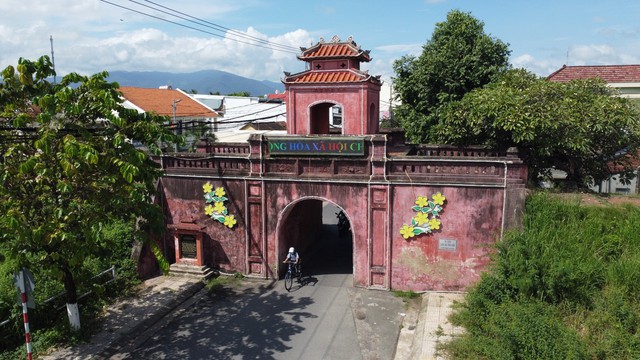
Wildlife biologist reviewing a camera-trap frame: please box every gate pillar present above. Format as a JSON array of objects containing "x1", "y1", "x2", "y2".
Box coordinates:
[
  {"x1": 246, "y1": 181, "x2": 267, "y2": 277},
  {"x1": 368, "y1": 185, "x2": 390, "y2": 288}
]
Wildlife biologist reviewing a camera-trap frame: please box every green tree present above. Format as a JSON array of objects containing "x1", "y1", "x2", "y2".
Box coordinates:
[
  {"x1": 434, "y1": 68, "x2": 640, "y2": 187},
  {"x1": 392, "y1": 10, "x2": 510, "y2": 143},
  {"x1": 227, "y1": 91, "x2": 251, "y2": 97},
  {"x1": 0, "y1": 56, "x2": 179, "y2": 329}
]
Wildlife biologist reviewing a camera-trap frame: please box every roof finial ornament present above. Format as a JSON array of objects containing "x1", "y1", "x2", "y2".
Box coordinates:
[
  {"x1": 347, "y1": 35, "x2": 353, "y2": 43},
  {"x1": 331, "y1": 35, "x2": 340, "y2": 43},
  {"x1": 319, "y1": 37, "x2": 325, "y2": 43}
]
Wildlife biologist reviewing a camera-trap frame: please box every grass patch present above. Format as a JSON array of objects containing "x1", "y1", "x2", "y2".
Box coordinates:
[
  {"x1": 205, "y1": 272, "x2": 244, "y2": 292},
  {"x1": 393, "y1": 290, "x2": 420, "y2": 300},
  {"x1": 441, "y1": 192, "x2": 640, "y2": 359}
]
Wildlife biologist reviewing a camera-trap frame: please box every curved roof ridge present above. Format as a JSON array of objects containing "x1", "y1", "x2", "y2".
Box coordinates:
[{"x1": 298, "y1": 35, "x2": 371, "y2": 62}]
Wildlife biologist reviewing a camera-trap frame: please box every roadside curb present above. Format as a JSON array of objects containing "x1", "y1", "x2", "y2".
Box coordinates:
[{"x1": 393, "y1": 294, "x2": 423, "y2": 360}]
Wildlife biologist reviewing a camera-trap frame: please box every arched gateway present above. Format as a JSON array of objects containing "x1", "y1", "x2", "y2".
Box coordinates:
[{"x1": 148, "y1": 36, "x2": 528, "y2": 291}]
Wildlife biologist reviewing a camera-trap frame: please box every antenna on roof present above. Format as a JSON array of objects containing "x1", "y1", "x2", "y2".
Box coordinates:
[
  {"x1": 50, "y1": 35, "x2": 56, "y2": 84},
  {"x1": 566, "y1": 47, "x2": 570, "y2": 66}
]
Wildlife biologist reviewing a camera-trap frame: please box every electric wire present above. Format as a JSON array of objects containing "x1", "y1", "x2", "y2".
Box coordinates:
[
  {"x1": 98, "y1": 0, "x2": 299, "y2": 54},
  {"x1": 140, "y1": 0, "x2": 299, "y2": 52}
]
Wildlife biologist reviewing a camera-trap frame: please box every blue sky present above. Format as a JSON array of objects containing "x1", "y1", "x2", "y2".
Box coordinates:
[{"x1": 1, "y1": 0, "x2": 639, "y2": 84}]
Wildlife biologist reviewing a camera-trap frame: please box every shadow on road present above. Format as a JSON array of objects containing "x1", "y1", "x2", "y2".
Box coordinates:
[{"x1": 131, "y1": 282, "x2": 317, "y2": 360}]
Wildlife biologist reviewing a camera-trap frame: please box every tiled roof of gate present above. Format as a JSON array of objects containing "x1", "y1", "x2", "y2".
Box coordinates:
[
  {"x1": 119, "y1": 87, "x2": 218, "y2": 118},
  {"x1": 298, "y1": 36, "x2": 371, "y2": 62},
  {"x1": 283, "y1": 69, "x2": 382, "y2": 85},
  {"x1": 547, "y1": 65, "x2": 640, "y2": 83}
]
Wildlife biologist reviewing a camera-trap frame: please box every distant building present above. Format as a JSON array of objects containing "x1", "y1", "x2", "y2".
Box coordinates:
[
  {"x1": 119, "y1": 86, "x2": 219, "y2": 151},
  {"x1": 547, "y1": 64, "x2": 640, "y2": 99},
  {"x1": 190, "y1": 94, "x2": 285, "y2": 130},
  {"x1": 119, "y1": 86, "x2": 219, "y2": 124}
]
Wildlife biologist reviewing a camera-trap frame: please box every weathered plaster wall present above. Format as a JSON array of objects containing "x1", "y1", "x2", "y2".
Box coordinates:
[
  {"x1": 160, "y1": 177, "x2": 247, "y2": 274},
  {"x1": 391, "y1": 186, "x2": 504, "y2": 291},
  {"x1": 152, "y1": 141, "x2": 527, "y2": 291}
]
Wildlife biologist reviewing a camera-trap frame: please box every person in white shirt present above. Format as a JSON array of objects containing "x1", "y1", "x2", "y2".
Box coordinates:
[{"x1": 283, "y1": 247, "x2": 302, "y2": 280}]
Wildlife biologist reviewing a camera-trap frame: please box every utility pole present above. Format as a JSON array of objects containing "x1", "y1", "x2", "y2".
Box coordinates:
[
  {"x1": 50, "y1": 35, "x2": 56, "y2": 84},
  {"x1": 389, "y1": 80, "x2": 394, "y2": 127},
  {"x1": 172, "y1": 99, "x2": 182, "y2": 152},
  {"x1": 172, "y1": 98, "x2": 182, "y2": 126}
]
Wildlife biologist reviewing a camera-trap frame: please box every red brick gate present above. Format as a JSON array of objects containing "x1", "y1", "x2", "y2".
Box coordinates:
[
  {"x1": 154, "y1": 136, "x2": 526, "y2": 291},
  {"x1": 143, "y1": 37, "x2": 528, "y2": 291}
]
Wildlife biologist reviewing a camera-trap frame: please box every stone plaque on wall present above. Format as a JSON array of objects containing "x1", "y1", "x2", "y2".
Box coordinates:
[
  {"x1": 180, "y1": 235, "x2": 197, "y2": 258},
  {"x1": 438, "y1": 239, "x2": 457, "y2": 251}
]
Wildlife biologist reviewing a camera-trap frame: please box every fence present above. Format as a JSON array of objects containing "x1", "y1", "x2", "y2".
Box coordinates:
[{"x1": 0, "y1": 266, "x2": 117, "y2": 329}]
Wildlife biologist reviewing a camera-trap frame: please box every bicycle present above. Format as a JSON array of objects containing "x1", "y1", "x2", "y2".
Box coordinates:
[{"x1": 283, "y1": 261, "x2": 302, "y2": 291}]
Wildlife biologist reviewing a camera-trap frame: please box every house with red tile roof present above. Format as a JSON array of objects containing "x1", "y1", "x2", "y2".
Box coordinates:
[
  {"x1": 119, "y1": 86, "x2": 220, "y2": 152},
  {"x1": 547, "y1": 65, "x2": 640, "y2": 99},
  {"x1": 548, "y1": 65, "x2": 640, "y2": 194},
  {"x1": 119, "y1": 86, "x2": 219, "y2": 124}
]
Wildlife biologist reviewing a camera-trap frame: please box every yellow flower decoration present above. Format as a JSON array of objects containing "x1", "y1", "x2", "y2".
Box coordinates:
[
  {"x1": 429, "y1": 218, "x2": 441, "y2": 231},
  {"x1": 400, "y1": 193, "x2": 446, "y2": 239},
  {"x1": 213, "y1": 202, "x2": 226, "y2": 214},
  {"x1": 415, "y1": 196, "x2": 429, "y2": 208},
  {"x1": 414, "y1": 212, "x2": 429, "y2": 226},
  {"x1": 203, "y1": 182, "x2": 213, "y2": 194},
  {"x1": 224, "y1": 215, "x2": 237, "y2": 228},
  {"x1": 214, "y1": 187, "x2": 226, "y2": 197},
  {"x1": 432, "y1": 192, "x2": 445, "y2": 206},
  {"x1": 400, "y1": 224, "x2": 415, "y2": 239},
  {"x1": 204, "y1": 204, "x2": 214, "y2": 216}
]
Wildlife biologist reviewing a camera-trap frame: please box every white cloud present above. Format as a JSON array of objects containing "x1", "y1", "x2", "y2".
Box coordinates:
[
  {"x1": 568, "y1": 44, "x2": 618, "y2": 65},
  {"x1": 511, "y1": 53, "x2": 562, "y2": 77}
]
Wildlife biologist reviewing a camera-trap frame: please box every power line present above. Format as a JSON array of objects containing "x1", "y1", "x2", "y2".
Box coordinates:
[
  {"x1": 140, "y1": 0, "x2": 299, "y2": 52},
  {"x1": 99, "y1": 0, "x2": 299, "y2": 54}
]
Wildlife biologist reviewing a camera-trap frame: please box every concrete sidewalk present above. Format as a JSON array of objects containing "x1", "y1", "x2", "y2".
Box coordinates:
[
  {"x1": 40, "y1": 276, "x2": 205, "y2": 360},
  {"x1": 394, "y1": 292, "x2": 466, "y2": 360},
  {"x1": 39, "y1": 275, "x2": 465, "y2": 360}
]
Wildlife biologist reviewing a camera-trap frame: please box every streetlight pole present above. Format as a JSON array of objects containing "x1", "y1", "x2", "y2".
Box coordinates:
[
  {"x1": 172, "y1": 98, "x2": 182, "y2": 126},
  {"x1": 172, "y1": 99, "x2": 182, "y2": 152}
]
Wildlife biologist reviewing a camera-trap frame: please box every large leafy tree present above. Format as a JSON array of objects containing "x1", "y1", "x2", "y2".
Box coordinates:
[
  {"x1": 392, "y1": 10, "x2": 510, "y2": 143},
  {"x1": 434, "y1": 68, "x2": 640, "y2": 187},
  {"x1": 0, "y1": 56, "x2": 178, "y2": 329}
]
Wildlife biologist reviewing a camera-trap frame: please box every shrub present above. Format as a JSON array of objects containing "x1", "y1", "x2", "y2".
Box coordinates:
[{"x1": 443, "y1": 192, "x2": 640, "y2": 359}]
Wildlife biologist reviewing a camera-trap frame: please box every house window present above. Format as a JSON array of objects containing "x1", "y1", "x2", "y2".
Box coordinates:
[{"x1": 180, "y1": 234, "x2": 197, "y2": 258}]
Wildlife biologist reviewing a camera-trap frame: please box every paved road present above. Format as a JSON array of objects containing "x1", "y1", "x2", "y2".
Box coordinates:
[
  {"x1": 105, "y1": 221, "x2": 403, "y2": 360},
  {"x1": 109, "y1": 273, "x2": 361, "y2": 360}
]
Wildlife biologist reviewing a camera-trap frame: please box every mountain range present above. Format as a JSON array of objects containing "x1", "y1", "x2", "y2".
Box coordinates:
[{"x1": 106, "y1": 70, "x2": 285, "y2": 97}]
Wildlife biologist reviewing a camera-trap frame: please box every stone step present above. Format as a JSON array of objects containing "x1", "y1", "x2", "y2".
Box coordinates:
[{"x1": 169, "y1": 263, "x2": 214, "y2": 280}]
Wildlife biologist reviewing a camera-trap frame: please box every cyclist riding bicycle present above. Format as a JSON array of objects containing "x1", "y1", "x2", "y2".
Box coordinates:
[{"x1": 283, "y1": 247, "x2": 302, "y2": 278}]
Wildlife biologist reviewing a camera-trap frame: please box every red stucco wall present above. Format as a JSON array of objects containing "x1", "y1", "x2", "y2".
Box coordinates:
[
  {"x1": 160, "y1": 177, "x2": 248, "y2": 274},
  {"x1": 286, "y1": 84, "x2": 380, "y2": 135},
  {"x1": 390, "y1": 186, "x2": 504, "y2": 291},
  {"x1": 151, "y1": 140, "x2": 527, "y2": 292}
]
